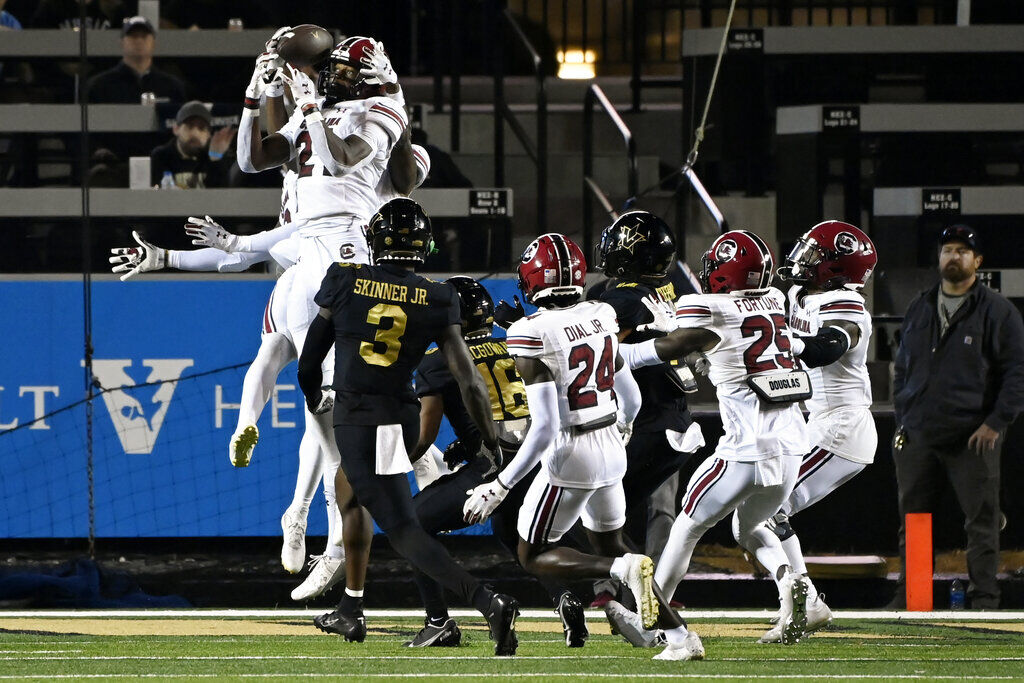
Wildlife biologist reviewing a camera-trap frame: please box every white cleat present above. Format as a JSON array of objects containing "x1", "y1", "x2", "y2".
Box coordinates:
[
  {"x1": 653, "y1": 630, "x2": 705, "y2": 661},
  {"x1": 805, "y1": 593, "x2": 833, "y2": 635},
  {"x1": 280, "y1": 507, "x2": 308, "y2": 574},
  {"x1": 290, "y1": 554, "x2": 345, "y2": 602},
  {"x1": 229, "y1": 424, "x2": 259, "y2": 467},
  {"x1": 616, "y1": 553, "x2": 658, "y2": 629},
  {"x1": 778, "y1": 572, "x2": 808, "y2": 645},
  {"x1": 604, "y1": 600, "x2": 666, "y2": 648}
]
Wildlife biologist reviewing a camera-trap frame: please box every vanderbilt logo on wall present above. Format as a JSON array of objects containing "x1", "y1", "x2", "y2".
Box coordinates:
[{"x1": 89, "y1": 359, "x2": 194, "y2": 454}]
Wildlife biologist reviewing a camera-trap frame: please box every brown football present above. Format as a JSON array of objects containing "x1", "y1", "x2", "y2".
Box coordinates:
[{"x1": 277, "y1": 24, "x2": 334, "y2": 68}]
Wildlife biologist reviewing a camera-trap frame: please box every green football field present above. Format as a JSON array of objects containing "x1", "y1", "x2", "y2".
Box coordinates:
[{"x1": 1, "y1": 609, "x2": 1022, "y2": 681}]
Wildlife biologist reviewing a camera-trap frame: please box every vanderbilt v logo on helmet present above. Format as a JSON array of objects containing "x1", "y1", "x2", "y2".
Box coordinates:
[
  {"x1": 597, "y1": 210, "x2": 676, "y2": 281},
  {"x1": 366, "y1": 198, "x2": 434, "y2": 264}
]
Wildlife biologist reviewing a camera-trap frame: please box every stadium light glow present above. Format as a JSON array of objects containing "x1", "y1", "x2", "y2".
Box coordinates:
[{"x1": 557, "y1": 49, "x2": 596, "y2": 79}]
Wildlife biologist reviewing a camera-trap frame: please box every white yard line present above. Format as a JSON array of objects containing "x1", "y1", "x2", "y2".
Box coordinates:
[
  {"x1": 3, "y1": 655, "x2": 1024, "y2": 662},
  {"x1": 0, "y1": 609, "x2": 1022, "y2": 620},
  {"x1": 0, "y1": 675, "x2": 1018, "y2": 680}
]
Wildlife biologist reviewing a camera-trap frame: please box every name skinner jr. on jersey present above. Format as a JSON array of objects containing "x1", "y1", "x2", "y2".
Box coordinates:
[{"x1": 314, "y1": 262, "x2": 459, "y2": 424}]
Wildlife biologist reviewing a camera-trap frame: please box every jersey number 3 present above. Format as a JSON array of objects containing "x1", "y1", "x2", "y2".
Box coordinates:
[
  {"x1": 567, "y1": 336, "x2": 615, "y2": 411},
  {"x1": 360, "y1": 304, "x2": 407, "y2": 367}
]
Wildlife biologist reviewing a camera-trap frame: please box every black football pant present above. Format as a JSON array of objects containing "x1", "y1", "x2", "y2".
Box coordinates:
[
  {"x1": 412, "y1": 461, "x2": 568, "y2": 620},
  {"x1": 334, "y1": 420, "x2": 491, "y2": 613},
  {"x1": 620, "y1": 427, "x2": 694, "y2": 549},
  {"x1": 894, "y1": 429, "x2": 1002, "y2": 608}
]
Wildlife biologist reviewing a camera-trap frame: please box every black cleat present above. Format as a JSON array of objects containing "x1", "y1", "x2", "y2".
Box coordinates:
[
  {"x1": 484, "y1": 592, "x2": 519, "y2": 656},
  {"x1": 556, "y1": 591, "x2": 588, "y2": 648},
  {"x1": 314, "y1": 610, "x2": 367, "y2": 643},
  {"x1": 404, "y1": 618, "x2": 462, "y2": 647}
]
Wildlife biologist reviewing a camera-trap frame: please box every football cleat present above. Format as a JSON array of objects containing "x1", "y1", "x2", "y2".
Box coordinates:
[
  {"x1": 604, "y1": 600, "x2": 665, "y2": 648},
  {"x1": 616, "y1": 554, "x2": 658, "y2": 629},
  {"x1": 653, "y1": 630, "x2": 705, "y2": 661},
  {"x1": 484, "y1": 592, "x2": 520, "y2": 656},
  {"x1": 779, "y1": 572, "x2": 808, "y2": 645},
  {"x1": 229, "y1": 424, "x2": 259, "y2": 467},
  {"x1": 805, "y1": 593, "x2": 833, "y2": 635},
  {"x1": 556, "y1": 592, "x2": 588, "y2": 648},
  {"x1": 404, "y1": 618, "x2": 462, "y2": 647},
  {"x1": 280, "y1": 507, "x2": 308, "y2": 574},
  {"x1": 290, "y1": 554, "x2": 344, "y2": 601},
  {"x1": 314, "y1": 609, "x2": 367, "y2": 642},
  {"x1": 589, "y1": 590, "x2": 615, "y2": 610}
]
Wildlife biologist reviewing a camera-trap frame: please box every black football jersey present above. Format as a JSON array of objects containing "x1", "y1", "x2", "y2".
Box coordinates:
[
  {"x1": 415, "y1": 337, "x2": 529, "y2": 442},
  {"x1": 589, "y1": 277, "x2": 693, "y2": 432},
  {"x1": 315, "y1": 262, "x2": 460, "y2": 425}
]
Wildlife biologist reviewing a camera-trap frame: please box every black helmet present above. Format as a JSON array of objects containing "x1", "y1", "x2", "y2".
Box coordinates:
[
  {"x1": 446, "y1": 276, "x2": 495, "y2": 340},
  {"x1": 366, "y1": 198, "x2": 434, "y2": 264},
  {"x1": 597, "y1": 210, "x2": 676, "y2": 281}
]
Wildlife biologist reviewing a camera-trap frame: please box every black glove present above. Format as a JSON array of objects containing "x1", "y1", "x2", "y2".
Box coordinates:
[
  {"x1": 443, "y1": 438, "x2": 478, "y2": 470},
  {"x1": 494, "y1": 296, "x2": 526, "y2": 330},
  {"x1": 474, "y1": 440, "x2": 504, "y2": 479}
]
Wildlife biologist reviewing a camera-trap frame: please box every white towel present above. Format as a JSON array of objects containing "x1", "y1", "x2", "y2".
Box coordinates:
[
  {"x1": 754, "y1": 455, "x2": 785, "y2": 487},
  {"x1": 666, "y1": 421, "x2": 705, "y2": 454},
  {"x1": 375, "y1": 424, "x2": 414, "y2": 475}
]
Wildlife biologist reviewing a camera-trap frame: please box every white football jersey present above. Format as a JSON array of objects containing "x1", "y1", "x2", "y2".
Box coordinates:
[
  {"x1": 377, "y1": 144, "x2": 431, "y2": 206},
  {"x1": 277, "y1": 96, "x2": 407, "y2": 226},
  {"x1": 506, "y1": 300, "x2": 621, "y2": 427},
  {"x1": 787, "y1": 287, "x2": 873, "y2": 416},
  {"x1": 278, "y1": 169, "x2": 298, "y2": 225},
  {"x1": 675, "y1": 287, "x2": 808, "y2": 461}
]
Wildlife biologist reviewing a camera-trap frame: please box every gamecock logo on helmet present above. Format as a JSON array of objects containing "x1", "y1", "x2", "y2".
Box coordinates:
[
  {"x1": 521, "y1": 241, "x2": 539, "y2": 263},
  {"x1": 715, "y1": 239, "x2": 737, "y2": 262},
  {"x1": 835, "y1": 231, "x2": 859, "y2": 255}
]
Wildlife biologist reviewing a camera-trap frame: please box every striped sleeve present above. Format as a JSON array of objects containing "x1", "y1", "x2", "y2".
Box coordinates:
[
  {"x1": 365, "y1": 98, "x2": 408, "y2": 144},
  {"x1": 675, "y1": 294, "x2": 713, "y2": 329},
  {"x1": 505, "y1": 317, "x2": 545, "y2": 358},
  {"x1": 411, "y1": 144, "x2": 431, "y2": 188},
  {"x1": 818, "y1": 294, "x2": 867, "y2": 324}
]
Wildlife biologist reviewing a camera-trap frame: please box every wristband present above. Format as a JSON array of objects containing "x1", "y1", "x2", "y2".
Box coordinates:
[
  {"x1": 301, "y1": 104, "x2": 321, "y2": 121},
  {"x1": 495, "y1": 476, "x2": 511, "y2": 491},
  {"x1": 243, "y1": 97, "x2": 260, "y2": 111},
  {"x1": 208, "y1": 150, "x2": 224, "y2": 161}
]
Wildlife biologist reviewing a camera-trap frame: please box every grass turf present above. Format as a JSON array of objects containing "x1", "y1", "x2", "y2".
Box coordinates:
[{"x1": 1, "y1": 614, "x2": 1022, "y2": 680}]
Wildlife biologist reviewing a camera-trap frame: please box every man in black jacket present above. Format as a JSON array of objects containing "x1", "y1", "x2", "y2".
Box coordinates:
[{"x1": 893, "y1": 225, "x2": 1024, "y2": 609}]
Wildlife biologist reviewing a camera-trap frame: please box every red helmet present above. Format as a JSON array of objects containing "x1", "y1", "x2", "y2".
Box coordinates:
[
  {"x1": 317, "y1": 36, "x2": 378, "y2": 101},
  {"x1": 781, "y1": 220, "x2": 877, "y2": 290},
  {"x1": 699, "y1": 230, "x2": 775, "y2": 294},
  {"x1": 517, "y1": 233, "x2": 587, "y2": 304}
]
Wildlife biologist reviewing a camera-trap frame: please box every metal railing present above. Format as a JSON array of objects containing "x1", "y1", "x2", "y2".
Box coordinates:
[
  {"x1": 492, "y1": 1, "x2": 549, "y2": 232},
  {"x1": 582, "y1": 84, "x2": 637, "y2": 256}
]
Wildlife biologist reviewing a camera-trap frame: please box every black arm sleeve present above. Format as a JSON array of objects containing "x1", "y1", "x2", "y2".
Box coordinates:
[
  {"x1": 297, "y1": 314, "x2": 335, "y2": 410},
  {"x1": 797, "y1": 326, "x2": 850, "y2": 368}
]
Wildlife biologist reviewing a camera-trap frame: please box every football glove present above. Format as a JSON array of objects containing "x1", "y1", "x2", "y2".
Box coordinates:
[
  {"x1": 687, "y1": 351, "x2": 711, "y2": 377},
  {"x1": 359, "y1": 39, "x2": 398, "y2": 86},
  {"x1": 616, "y1": 419, "x2": 634, "y2": 446},
  {"x1": 494, "y1": 295, "x2": 526, "y2": 330},
  {"x1": 635, "y1": 294, "x2": 678, "y2": 334},
  {"x1": 281, "y1": 64, "x2": 318, "y2": 113},
  {"x1": 309, "y1": 386, "x2": 335, "y2": 415},
  {"x1": 245, "y1": 52, "x2": 279, "y2": 100},
  {"x1": 265, "y1": 25, "x2": 293, "y2": 53},
  {"x1": 109, "y1": 231, "x2": 166, "y2": 281},
  {"x1": 412, "y1": 451, "x2": 441, "y2": 491},
  {"x1": 442, "y1": 438, "x2": 477, "y2": 471},
  {"x1": 185, "y1": 215, "x2": 241, "y2": 253},
  {"x1": 463, "y1": 478, "x2": 510, "y2": 525}
]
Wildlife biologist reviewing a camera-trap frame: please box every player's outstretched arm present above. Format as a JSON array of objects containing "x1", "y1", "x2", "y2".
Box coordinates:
[
  {"x1": 438, "y1": 324, "x2": 498, "y2": 448},
  {"x1": 109, "y1": 231, "x2": 166, "y2": 280},
  {"x1": 297, "y1": 310, "x2": 335, "y2": 413},
  {"x1": 237, "y1": 54, "x2": 293, "y2": 173}
]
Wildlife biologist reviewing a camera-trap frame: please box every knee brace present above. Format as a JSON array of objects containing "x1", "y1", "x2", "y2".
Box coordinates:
[{"x1": 765, "y1": 512, "x2": 795, "y2": 540}]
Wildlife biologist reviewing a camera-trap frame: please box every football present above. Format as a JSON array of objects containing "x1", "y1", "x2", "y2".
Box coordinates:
[{"x1": 277, "y1": 24, "x2": 334, "y2": 69}]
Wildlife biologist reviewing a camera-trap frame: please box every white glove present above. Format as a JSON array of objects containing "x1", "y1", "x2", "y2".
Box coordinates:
[
  {"x1": 263, "y1": 54, "x2": 285, "y2": 98},
  {"x1": 636, "y1": 294, "x2": 679, "y2": 334},
  {"x1": 311, "y1": 387, "x2": 334, "y2": 415},
  {"x1": 617, "y1": 419, "x2": 634, "y2": 447},
  {"x1": 687, "y1": 351, "x2": 711, "y2": 377},
  {"x1": 463, "y1": 479, "x2": 509, "y2": 525},
  {"x1": 245, "y1": 52, "x2": 279, "y2": 100},
  {"x1": 412, "y1": 451, "x2": 441, "y2": 491},
  {"x1": 359, "y1": 39, "x2": 398, "y2": 86},
  {"x1": 109, "y1": 231, "x2": 166, "y2": 281},
  {"x1": 281, "y1": 64, "x2": 318, "y2": 112},
  {"x1": 184, "y1": 215, "x2": 241, "y2": 253},
  {"x1": 265, "y1": 25, "x2": 293, "y2": 53}
]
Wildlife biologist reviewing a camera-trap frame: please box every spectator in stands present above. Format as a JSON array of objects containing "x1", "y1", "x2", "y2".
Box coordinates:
[
  {"x1": 85, "y1": 16, "x2": 186, "y2": 104},
  {"x1": 150, "y1": 101, "x2": 234, "y2": 189},
  {"x1": 159, "y1": 0, "x2": 278, "y2": 29},
  {"x1": 32, "y1": 0, "x2": 126, "y2": 30},
  {"x1": 892, "y1": 225, "x2": 1024, "y2": 610}
]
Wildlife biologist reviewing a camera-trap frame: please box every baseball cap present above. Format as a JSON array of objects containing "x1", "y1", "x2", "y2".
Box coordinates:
[
  {"x1": 175, "y1": 101, "x2": 212, "y2": 126},
  {"x1": 939, "y1": 224, "x2": 981, "y2": 253},
  {"x1": 122, "y1": 16, "x2": 155, "y2": 36}
]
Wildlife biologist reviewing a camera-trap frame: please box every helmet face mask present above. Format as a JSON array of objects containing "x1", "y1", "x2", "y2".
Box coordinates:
[
  {"x1": 447, "y1": 276, "x2": 495, "y2": 340},
  {"x1": 597, "y1": 210, "x2": 676, "y2": 282},
  {"x1": 366, "y1": 198, "x2": 434, "y2": 265},
  {"x1": 317, "y1": 36, "x2": 378, "y2": 103}
]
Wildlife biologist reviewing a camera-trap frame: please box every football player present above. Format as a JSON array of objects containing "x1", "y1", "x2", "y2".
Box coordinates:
[
  {"x1": 462, "y1": 233, "x2": 704, "y2": 660},
  {"x1": 587, "y1": 211, "x2": 704, "y2": 606},
  {"x1": 296, "y1": 198, "x2": 521, "y2": 656},
  {"x1": 406, "y1": 276, "x2": 587, "y2": 648},
  {"x1": 734, "y1": 221, "x2": 878, "y2": 641},
  {"x1": 615, "y1": 230, "x2": 812, "y2": 655}
]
